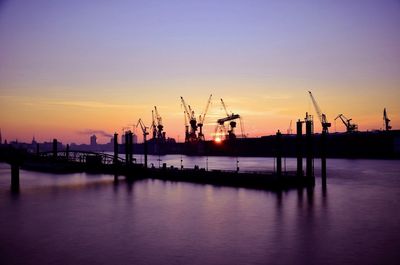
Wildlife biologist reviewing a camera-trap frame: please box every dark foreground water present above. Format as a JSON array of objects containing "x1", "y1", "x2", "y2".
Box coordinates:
[{"x1": 1, "y1": 156, "x2": 400, "y2": 265}]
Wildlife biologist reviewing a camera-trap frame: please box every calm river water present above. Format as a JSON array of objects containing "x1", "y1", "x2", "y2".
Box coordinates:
[{"x1": 1, "y1": 156, "x2": 399, "y2": 265}]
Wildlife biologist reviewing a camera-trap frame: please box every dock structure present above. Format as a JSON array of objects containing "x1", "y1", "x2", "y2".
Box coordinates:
[{"x1": 0, "y1": 122, "x2": 322, "y2": 191}]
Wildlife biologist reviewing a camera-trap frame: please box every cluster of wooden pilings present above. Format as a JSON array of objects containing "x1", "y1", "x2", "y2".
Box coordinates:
[
  {"x1": 113, "y1": 132, "x2": 148, "y2": 168},
  {"x1": 275, "y1": 116, "x2": 327, "y2": 186}
]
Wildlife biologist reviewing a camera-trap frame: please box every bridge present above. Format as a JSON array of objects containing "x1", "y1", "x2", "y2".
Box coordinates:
[
  {"x1": 0, "y1": 146, "x2": 139, "y2": 191},
  {"x1": 37, "y1": 150, "x2": 126, "y2": 165}
]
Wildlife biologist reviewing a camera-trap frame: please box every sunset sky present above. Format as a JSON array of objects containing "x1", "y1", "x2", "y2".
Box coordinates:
[{"x1": 1, "y1": 0, "x2": 399, "y2": 144}]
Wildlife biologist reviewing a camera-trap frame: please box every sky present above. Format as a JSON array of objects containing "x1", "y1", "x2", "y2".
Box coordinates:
[{"x1": 0, "y1": 0, "x2": 399, "y2": 144}]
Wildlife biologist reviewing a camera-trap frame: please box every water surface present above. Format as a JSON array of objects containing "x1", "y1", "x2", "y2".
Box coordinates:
[{"x1": 1, "y1": 156, "x2": 399, "y2": 265}]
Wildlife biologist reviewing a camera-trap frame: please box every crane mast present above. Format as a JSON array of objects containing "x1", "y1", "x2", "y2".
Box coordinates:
[
  {"x1": 136, "y1": 118, "x2": 149, "y2": 168},
  {"x1": 150, "y1": 110, "x2": 157, "y2": 139},
  {"x1": 183, "y1": 111, "x2": 189, "y2": 142},
  {"x1": 180, "y1": 96, "x2": 198, "y2": 142},
  {"x1": 383, "y1": 108, "x2": 392, "y2": 131},
  {"x1": 154, "y1": 106, "x2": 165, "y2": 140},
  {"x1": 308, "y1": 91, "x2": 331, "y2": 134},
  {"x1": 136, "y1": 119, "x2": 149, "y2": 142}
]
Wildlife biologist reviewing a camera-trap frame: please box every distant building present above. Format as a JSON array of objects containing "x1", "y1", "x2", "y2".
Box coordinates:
[
  {"x1": 90, "y1": 135, "x2": 97, "y2": 146},
  {"x1": 133, "y1": 133, "x2": 138, "y2": 144}
]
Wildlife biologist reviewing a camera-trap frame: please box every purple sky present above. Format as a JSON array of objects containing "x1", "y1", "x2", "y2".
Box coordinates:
[{"x1": 0, "y1": 0, "x2": 399, "y2": 143}]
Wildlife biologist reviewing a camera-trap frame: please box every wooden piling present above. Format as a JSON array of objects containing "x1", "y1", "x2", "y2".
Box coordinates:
[
  {"x1": 144, "y1": 139, "x2": 148, "y2": 169},
  {"x1": 276, "y1": 130, "x2": 282, "y2": 177},
  {"x1": 52, "y1": 139, "x2": 57, "y2": 158},
  {"x1": 296, "y1": 119, "x2": 303, "y2": 176},
  {"x1": 11, "y1": 162, "x2": 19, "y2": 191},
  {"x1": 66, "y1": 144, "x2": 69, "y2": 161},
  {"x1": 321, "y1": 130, "x2": 327, "y2": 187},
  {"x1": 305, "y1": 119, "x2": 313, "y2": 178},
  {"x1": 113, "y1": 133, "x2": 118, "y2": 165}
]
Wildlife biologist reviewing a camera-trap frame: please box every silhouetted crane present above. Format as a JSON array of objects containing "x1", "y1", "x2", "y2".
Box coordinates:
[
  {"x1": 215, "y1": 98, "x2": 244, "y2": 140},
  {"x1": 154, "y1": 106, "x2": 165, "y2": 140},
  {"x1": 136, "y1": 119, "x2": 149, "y2": 143},
  {"x1": 180, "y1": 97, "x2": 198, "y2": 142},
  {"x1": 383, "y1": 108, "x2": 392, "y2": 131},
  {"x1": 150, "y1": 110, "x2": 157, "y2": 139},
  {"x1": 334, "y1": 114, "x2": 358, "y2": 133},
  {"x1": 136, "y1": 118, "x2": 149, "y2": 168},
  {"x1": 308, "y1": 91, "x2": 331, "y2": 134},
  {"x1": 287, "y1": 120, "x2": 293, "y2": 135},
  {"x1": 197, "y1": 94, "x2": 212, "y2": 141}
]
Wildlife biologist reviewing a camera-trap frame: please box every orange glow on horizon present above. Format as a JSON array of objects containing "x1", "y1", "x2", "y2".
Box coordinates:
[{"x1": 214, "y1": 137, "x2": 222, "y2": 143}]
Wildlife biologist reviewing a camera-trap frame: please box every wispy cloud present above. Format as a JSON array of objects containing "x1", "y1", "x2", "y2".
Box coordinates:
[
  {"x1": 45, "y1": 100, "x2": 132, "y2": 109},
  {"x1": 3, "y1": 95, "x2": 142, "y2": 109}
]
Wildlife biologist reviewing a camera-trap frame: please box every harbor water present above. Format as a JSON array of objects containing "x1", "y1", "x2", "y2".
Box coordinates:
[{"x1": 1, "y1": 156, "x2": 399, "y2": 265}]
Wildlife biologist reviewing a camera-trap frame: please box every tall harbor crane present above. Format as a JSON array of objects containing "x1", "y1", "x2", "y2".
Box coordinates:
[
  {"x1": 150, "y1": 110, "x2": 157, "y2": 139},
  {"x1": 183, "y1": 111, "x2": 189, "y2": 142},
  {"x1": 308, "y1": 91, "x2": 331, "y2": 134},
  {"x1": 154, "y1": 106, "x2": 165, "y2": 140},
  {"x1": 136, "y1": 119, "x2": 149, "y2": 143},
  {"x1": 215, "y1": 98, "x2": 244, "y2": 140},
  {"x1": 197, "y1": 94, "x2": 212, "y2": 141},
  {"x1": 180, "y1": 96, "x2": 198, "y2": 142},
  {"x1": 136, "y1": 119, "x2": 149, "y2": 168},
  {"x1": 383, "y1": 108, "x2": 392, "y2": 131},
  {"x1": 334, "y1": 114, "x2": 358, "y2": 133},
  {"x1": 287, "y1": 120, "x2": 293, "y2": 135}
]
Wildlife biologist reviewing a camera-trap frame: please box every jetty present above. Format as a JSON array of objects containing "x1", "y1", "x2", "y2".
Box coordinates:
[{"x1": 0, "y1": 118, "x2": 325, "y2": 192}]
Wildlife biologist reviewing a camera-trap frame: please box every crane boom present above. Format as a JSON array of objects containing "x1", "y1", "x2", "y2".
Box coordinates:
[
  {"x1": 308, "y1": 91, "x2": 322, "y2": 122},
  {"x1": 180, "y1": 96, "x2": 198, "y2": 142},
  {"x1": 136, "y1": 119, "x2": 148, "y2": 134},
  {"x1": 200, "y1": 94, "x2": 212, "y2": 123},
  {"x1": 308, "y1": 91, "x2": 331, "y2": 133},
  {"x1": 154, "y1": 106, "x2": 162, "y2": 126},
  {"x1": 220, "y1": 98, "x2": 230, "y2": 117},
  {"x1": 180, "y1": 97, "x2": 191, "y2": 121},
  {"x1": 197, "y1": 94, "x2": 212, "y2": 141}
]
